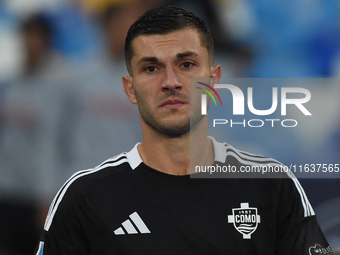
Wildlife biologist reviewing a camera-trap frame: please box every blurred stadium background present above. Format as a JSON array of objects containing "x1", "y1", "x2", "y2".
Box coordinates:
[{"x1": 0, "y1": 0, "x2": 339, "y2": 254}]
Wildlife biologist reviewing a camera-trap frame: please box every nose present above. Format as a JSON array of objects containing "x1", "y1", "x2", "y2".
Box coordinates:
[{"x1": 161, "y1": 67, "x2": 182, "y2": 92}]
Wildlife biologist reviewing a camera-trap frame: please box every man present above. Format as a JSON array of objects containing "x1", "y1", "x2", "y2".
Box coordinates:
[{"x1": 34, "y1": 5, "x2": 333, "y2": 254}]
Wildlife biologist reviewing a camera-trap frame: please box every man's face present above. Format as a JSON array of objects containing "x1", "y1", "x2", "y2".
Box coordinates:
[{"x1": 123, "y1": 28, "x2": 220, "y2": 138}]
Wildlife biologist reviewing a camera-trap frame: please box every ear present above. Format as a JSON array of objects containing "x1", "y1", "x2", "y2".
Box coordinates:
[
  {"x1": 122, "y1": 75, "x2": 137, "y2": 104},
  {"x1": 210, "y1": 65, "x2": 222, "y2": 83}
]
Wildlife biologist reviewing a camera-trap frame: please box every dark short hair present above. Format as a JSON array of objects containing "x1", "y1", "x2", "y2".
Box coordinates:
[{"x1": 124, "y1": 5, "x2": 214, "y2": 75}]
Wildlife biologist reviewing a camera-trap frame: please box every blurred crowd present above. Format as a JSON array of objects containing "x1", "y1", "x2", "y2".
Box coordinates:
[{"x1": 0, "y1": 0, "x2": 339, "y2": 254}]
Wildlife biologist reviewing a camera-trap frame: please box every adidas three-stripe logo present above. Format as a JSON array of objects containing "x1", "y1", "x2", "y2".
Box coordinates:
[{"x1": 114, "y1": 212, "x2": 151, "y2": 235}]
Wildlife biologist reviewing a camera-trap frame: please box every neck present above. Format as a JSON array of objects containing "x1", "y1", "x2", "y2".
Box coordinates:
[{"x1": 138, "y1": 118, "x2": 214, "y2": 176}]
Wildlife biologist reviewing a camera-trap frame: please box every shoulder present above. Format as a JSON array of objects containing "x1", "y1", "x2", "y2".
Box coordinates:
[
  {"x1": 210, "y1": 137, "x2": 315, "y2": 217},
  {"x1": 210, "y1": 136, "x2": 283, "y2": 168},
  {"x1": 64, "y1": 143, "x2": 142, "y2": 192},
  {"x1": 210, "y1": 136, "x2": 297, "y2": 190},
  {"x1": 43, "y1": 146, "x2": 142, "y2": 231},
  {"x1": 66, "y1": 152, "x2": 131, "y2": 191}
]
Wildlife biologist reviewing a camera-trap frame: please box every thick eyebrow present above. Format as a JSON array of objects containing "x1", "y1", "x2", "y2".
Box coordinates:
[
  {"x1": 176, "y1": 51, "x2": 199, "y2": 59},
  {"x1": 136, "y1": 51, "x2": 199, "y2": 66},
  {"x1": 136, "y1": 57, "x2": 159, "y2": 66}
]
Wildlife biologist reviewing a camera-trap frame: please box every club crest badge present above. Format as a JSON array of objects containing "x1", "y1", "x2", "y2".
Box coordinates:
[{"x1": 228, "y1": 202, "x2": 261, "y2": 239}]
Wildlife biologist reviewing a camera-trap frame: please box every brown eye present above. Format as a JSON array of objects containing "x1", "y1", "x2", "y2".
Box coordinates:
[
  {"x1": 182, "y1": 62, "x2": 194, "y2": 69},
  {"x1": 145, "y1": 66, "x2": 157, "y2": 73}
]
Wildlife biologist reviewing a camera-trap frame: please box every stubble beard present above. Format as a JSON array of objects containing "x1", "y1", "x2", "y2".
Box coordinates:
[{"x1": 135, "y1": 91, "x2": 204, "y2": 139}]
